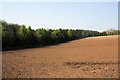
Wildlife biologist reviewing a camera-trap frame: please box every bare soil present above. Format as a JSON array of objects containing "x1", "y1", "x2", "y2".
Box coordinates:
[{"x1": 2, "y1": 35, "x2": 119, "y2": 78}]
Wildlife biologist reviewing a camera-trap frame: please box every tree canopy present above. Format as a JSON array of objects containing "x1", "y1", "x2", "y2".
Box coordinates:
[{"x1": 1, "y1": 21, "x2": 119, "y2": 50}]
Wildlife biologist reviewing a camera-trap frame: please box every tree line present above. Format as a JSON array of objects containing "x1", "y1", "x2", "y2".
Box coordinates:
[
  {"x1": 1, "y1": 20, "x2": 119, "y2": 50},
  {"x1": 99, "y1": 29, "x2": 120, "y2": 35}
]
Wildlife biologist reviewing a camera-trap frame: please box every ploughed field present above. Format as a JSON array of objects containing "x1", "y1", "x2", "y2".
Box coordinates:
[{"x1": 2, "y1": 35, "x2": 119, "y2": 78}]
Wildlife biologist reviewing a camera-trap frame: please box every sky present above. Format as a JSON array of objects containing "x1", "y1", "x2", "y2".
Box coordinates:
[{"x1": 1, "y1": 2, "x2": 118, "y2": 32}]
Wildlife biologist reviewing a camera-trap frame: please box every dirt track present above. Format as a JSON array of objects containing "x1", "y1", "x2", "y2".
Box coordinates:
[{"x1": 2, "y1": 35, "x2": 118, "y2": 78}]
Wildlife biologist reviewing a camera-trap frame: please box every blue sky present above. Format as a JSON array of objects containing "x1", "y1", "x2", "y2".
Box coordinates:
[{"x1": 1, "y1": 2, "x2": 118, "y2": 32}]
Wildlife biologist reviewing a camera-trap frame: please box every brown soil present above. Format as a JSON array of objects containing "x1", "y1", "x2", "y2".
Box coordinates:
[{"x1": 2, "y1": 35, "x2": 119, "y2": 78}]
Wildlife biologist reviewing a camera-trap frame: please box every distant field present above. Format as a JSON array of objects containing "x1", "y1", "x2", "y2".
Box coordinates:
[{"x1": 2, "y1": 35, "x2": 118, "y2": 78}]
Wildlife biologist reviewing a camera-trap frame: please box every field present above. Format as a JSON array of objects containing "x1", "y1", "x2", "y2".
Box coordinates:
[{"x1": 2, "y1": 35, "x2": 118, "y2": 78}]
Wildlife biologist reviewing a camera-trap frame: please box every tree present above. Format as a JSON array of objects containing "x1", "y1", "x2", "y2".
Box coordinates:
[
  {"x1": 26, "y1": 26, "x2": 34, "y2": 45},
  {"x1": 17, "y1": 25, "x2": 27, "y2": 45},
  {"x1": 2, "y1": 20, "x2": 108, "y2": 50},
  {"x1": 67, "y1": 29, "x2": 73, "y2": 39},
  {"x1": 2, "y1": 27, "x2": 10, "y2": 48},
  {"x1": 36, "y1": 28, "x2": 42, "y2": 44}
]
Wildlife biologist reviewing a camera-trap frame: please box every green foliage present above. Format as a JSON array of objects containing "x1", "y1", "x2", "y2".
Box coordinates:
[
  {"x1": 67, "y1": 29, "x2": 73, "y2": 39},
  {"x1": 17, "y1": 25, "x2": 27, "y2": 40},
  {"x1": 51, "y1": 30, "x2": 63, "y2": 42},
  {"x1": 26, "y1": 26, "x2": 35, "y2": 45},
  {"x1": 101, "y1": 29, "x2": 120, "y2": 36},
  {"x1": 2, "y1": 21, "x2": 119, "y2": 50},
  {"x1": 2, "y1": 27, "x2": 9, "y2": 48},
  {"x1": 27, "y1": 26, "x2": 32, "y2": 36}
]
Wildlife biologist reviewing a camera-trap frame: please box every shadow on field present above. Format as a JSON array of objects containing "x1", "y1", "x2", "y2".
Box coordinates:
[{"x1": 2, "y1": 37, "x2": 87, "y2": 52}]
